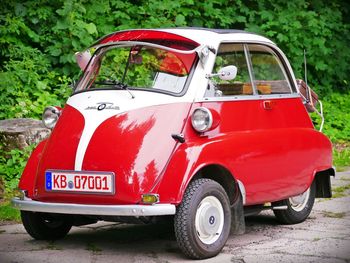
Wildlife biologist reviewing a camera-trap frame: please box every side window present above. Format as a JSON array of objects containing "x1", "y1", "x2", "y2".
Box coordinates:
[
  {"x1": 248, "y1": 45, "x2": 292, "y2": 94},
  {"x1": 209, "y1": 44, "x2": 253, "y2": 96}
]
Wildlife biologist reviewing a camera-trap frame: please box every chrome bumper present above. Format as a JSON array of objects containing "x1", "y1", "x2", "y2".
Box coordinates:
[{"x1": 12, "y1": 197, "x2": 176, "y2": 216}]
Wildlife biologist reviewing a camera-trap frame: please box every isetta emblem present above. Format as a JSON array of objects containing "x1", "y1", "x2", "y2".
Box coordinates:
[{"x1": 85, "y1": 102, "x2": 120, "y2": 111}]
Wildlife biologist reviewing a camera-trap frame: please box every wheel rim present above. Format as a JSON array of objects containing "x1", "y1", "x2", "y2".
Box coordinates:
[
  {"x1": 289, "y1": 187, "x2": 310, "y2": 212},
  {"x1": 195, "y1": 196, "x2": 224, "y2": 245}
]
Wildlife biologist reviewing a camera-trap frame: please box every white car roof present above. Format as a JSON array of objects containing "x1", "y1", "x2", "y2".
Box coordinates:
[{"x1": 160, "y1": 28, "x2": 275, "y2": 47}]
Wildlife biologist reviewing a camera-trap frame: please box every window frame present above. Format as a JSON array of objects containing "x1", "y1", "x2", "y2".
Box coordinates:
[
  {"x1": 203, "y1": 41, "x2": 298, "y2": 101},
  {"x1": 73, "y1": 42, "x2": 199, "y2": 97},
  {"x1": 246, "y1": 44, "x2": 293, "y2": 95}
]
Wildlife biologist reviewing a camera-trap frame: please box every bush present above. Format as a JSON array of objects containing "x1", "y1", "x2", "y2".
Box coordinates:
[
  {"x1": 0, "y1": 46, "x2": 72, "y2": 119},
  {"x1": 321, "y1": 93, "x2": 350, "y2": 142},
  {"x1": 0, "y1": 145, "x2": 34, "y2": 194},
  {"x1": 0, "y1": 1, "x2": 349, "y2": 119}
]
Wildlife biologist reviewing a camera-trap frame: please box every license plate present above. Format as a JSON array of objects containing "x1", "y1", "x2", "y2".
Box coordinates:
[{"x1": 45, "y1": 170, "x2": 115, "y2": 194}]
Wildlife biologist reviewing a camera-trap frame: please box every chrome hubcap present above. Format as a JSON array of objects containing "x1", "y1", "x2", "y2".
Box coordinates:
[
  {"x1": 289, "y1": 187, "x2": 310, "y2": 212},
  {"x1": 195, "y1": 196, "x2": 224, "y2": 244}
]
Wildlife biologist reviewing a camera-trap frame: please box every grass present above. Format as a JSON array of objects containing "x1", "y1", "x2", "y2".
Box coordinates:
[
  {"x1": 44, "y1": 241, "x2": 62, "y2": 250},
  {"x1": 333, "y1": 143, "x2": 350, "y2": 172},
  {"x1": 332, "y1": 184, "x2": 350, "y2": 198},
  {"x1": 322, "y1": 211, "x2": 346, "y2": 218},
  {"x1": 86, "y1": 242, "x2": 102, "y2": 254},
  {"x1": 0, "y1": 200, "x2": 20, "y2": 223},
  {"x1": 340, "y1": 176, "x2": 350, "y2": 181}
]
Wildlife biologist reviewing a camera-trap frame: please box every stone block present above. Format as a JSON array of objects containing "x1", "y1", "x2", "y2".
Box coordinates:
[{"x1": 0, "y1": 118, "x2": 50, "y2": 151}]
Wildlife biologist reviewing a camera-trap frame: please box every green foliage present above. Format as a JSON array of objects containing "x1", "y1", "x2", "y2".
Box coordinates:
[
  {"x1": 311, "y1": 93, "x2": 350, "y2": 142},
  {"x1": 333, "y1": 145, "x2": 350, "y2": 172},
  {"x1": 0, "y1": 46, "x2": 72, "y2": 119},
  {"x1": 242, "y1": 1, "x2": 350, "y2": 95},
  {"x1": 0, "y1": 145, "x2": 34, "y2": 193},
  {"x1": 0, "y1": 201, "x2": 20, "y2": 222},
  {"x1": 1, "y1": 1, "x2": 349, "y2": 111}
]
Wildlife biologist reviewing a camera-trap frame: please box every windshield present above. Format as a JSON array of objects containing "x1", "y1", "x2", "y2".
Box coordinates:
[{"x1": 75, "y1": 45, "x2": 197, "y2": 94}]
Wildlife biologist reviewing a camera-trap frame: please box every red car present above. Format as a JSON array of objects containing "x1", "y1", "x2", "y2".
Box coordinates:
[{"x1": 12, "y1": 28, "x2": 333, "y2": 259}]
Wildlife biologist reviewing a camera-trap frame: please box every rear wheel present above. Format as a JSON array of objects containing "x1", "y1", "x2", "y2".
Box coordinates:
[
  {"x1": 21, "y1": 211, "x2": 72, "y2": 240},
  {"x1": 273, "y1": 181, "x2": 316, "y2": 224},
  {"x1": 174, "y1": 179, "x2": 231, "y2": 259}
]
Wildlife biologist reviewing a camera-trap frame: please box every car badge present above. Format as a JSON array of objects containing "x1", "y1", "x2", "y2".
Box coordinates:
[{"x1": 85, "y1": 102, "x2": 120, "y2": 111}]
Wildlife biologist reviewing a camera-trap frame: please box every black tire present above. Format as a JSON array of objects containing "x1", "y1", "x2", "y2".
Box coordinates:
[
  {"x1": 21, "y1": 211, "x2": 72, "y2": 240},
  {"x1": 174, "y1": 179, "x2": 231, "y2": 259},
  {"x1": 273, "y1": 180, "x2": 316, "y2": 224}
]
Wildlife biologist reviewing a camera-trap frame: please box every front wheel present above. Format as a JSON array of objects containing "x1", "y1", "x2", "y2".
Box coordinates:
[
  {"x1": 174, "y1": 179, "x2": 231, "y2": 259},
  {"x1": 273, "y1": 180, "x2": 316, "y2": 224},
  {"x1": 21, "y1": 211, "x2": 72, "y2": 240}
]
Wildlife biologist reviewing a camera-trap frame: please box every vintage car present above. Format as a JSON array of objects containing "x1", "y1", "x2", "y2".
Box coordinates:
[{"x1": 12, "y1": 28, "x2": 334, "y2": 259}]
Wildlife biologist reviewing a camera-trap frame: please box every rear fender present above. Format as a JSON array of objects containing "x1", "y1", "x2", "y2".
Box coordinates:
[
  {"x1": 157, "y1": 128, "x2": 332, "y2": 205},
  {"x1": 18, "y1": 140, "x2": 47, "y2": 197}
]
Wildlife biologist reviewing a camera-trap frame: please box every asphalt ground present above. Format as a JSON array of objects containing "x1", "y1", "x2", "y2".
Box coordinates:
[{"x1": 0, "y1": 171, "x2": 349, "y2": 263}]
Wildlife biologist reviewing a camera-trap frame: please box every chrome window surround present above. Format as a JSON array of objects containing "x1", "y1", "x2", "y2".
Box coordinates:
[
  {"x1": 199, "y1": 93, "x2": 301, "y2": 102},
  {"x1": 203, "y1": 40, "x2": 299, "y2": 101},
  {"x1": 243, "y1": 44, "x2": 258, "y2": 95}
]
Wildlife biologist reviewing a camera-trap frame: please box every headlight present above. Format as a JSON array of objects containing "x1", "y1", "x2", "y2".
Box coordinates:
[
  {"x1": 191, "y1": 107, "x2": 213, "y2": 132},
  {"x1": 42, "y1": 106, "x2": 61, "y2": 129}
]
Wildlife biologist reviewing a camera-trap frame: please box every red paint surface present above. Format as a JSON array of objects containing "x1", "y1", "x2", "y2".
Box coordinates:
[
  {"x1": 20, "y1": 95, "x2": 332, "y2": 206},
  {"x1": 100, "y1": 29, "x2": 199, "y2": 50},
  {"x1": 30, "y1": 103, "x2": 191, "y2": 205},
  {"x1": 33, "y1": 105, "x2": 85, "y2": 200},
  {"x1": 157, "y1": 97, "x2": 332, "y2": 205}
]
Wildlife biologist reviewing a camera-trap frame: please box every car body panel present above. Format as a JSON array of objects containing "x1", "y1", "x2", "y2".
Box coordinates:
[
  {"x1": 31, "y1": 89, "x2": 192, "y2": 204},
  {"x1": 156, "y1": 97, "x2": 332, "y2": 205}
]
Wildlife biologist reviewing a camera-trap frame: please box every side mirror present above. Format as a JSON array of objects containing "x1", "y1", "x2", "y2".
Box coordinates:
[{"x1": 206, "y1": 65, "x2": 237, "y2": 81}]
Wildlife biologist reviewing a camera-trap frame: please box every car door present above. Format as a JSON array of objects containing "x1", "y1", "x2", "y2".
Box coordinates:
[
  {"x1": 204, "y1": 43, "x2": 315, "y2": 204},
  {"x1": 241, "y1": 43, "x2": 315, "y2": 203}
]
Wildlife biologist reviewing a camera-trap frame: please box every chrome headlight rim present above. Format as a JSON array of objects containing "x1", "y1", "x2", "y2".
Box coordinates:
[
  {"x1": 42, "y1": 106, "x2": 61, "y2": 129},
  {"x1": 191, "y1": 107, "x2": 213, "y2": 133}
]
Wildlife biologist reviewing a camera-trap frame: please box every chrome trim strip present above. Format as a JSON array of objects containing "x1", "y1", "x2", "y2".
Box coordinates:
[
  {"x1": 199, "y1": 93, "x2": 301, "y2": 102},
  {"x1": 243, "y1": 44, "x2": 258, "y2": 95},
  {"x1": 12, "y1": 197, "x2": 176, "y2": 216}
]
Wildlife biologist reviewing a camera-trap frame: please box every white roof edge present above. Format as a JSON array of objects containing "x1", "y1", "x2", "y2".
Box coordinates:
[{"x1": 158, "y1": 28, "x2": 275, "y2": 47}]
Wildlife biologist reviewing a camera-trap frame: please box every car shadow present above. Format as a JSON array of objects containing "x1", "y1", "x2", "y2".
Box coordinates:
[
  {"x1": 62, "y1": 220, "x2": 180, "y2": 255},
  {"x1": 24, "y1": 213, "x2": 282, "y2": 258}
]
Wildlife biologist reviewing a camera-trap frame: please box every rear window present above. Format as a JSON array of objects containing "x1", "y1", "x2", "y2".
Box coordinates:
[{"x1": 76, "y1": 45, "x2": 197, "y2": 95}]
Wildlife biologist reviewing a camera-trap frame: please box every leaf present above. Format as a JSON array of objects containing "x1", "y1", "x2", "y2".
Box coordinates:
[
  {"x1": 55, "y1": 19, "x2": 69, "y2": 30},
  {"x1": 48, "y1": 46, "x2": 62, "y2": 57},
  {"x1": 14, "y1": 3, "x2": 27, "y2": 17},
  {"x1": 175, "y1": 14, "x2": 186, "y2": 26},
  {"x1": 85, "y1": 22, "x2": 97, "y2": 35}
]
